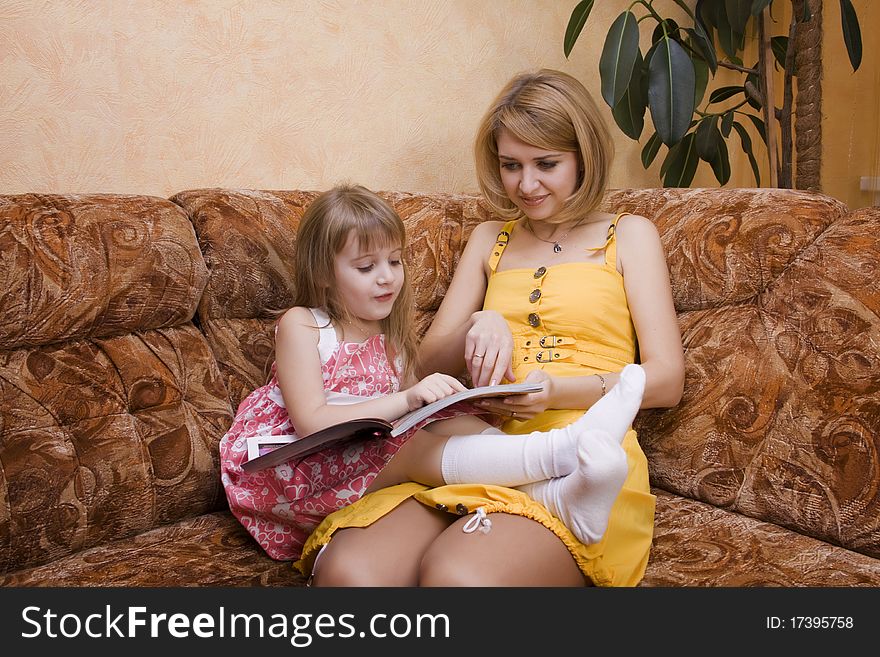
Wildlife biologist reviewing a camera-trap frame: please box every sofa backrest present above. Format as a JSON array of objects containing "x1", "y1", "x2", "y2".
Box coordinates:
[
  {"x1": 0, "y1": 194, "x2": 232, "y2": 574},
  {"x1": 602, "y1": 188, "x2": 880, "y2": 559}
]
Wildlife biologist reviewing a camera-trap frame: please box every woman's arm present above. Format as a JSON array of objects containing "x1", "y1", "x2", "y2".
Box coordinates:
[
  {"x1": 615, "y1": 214, "x2": 685, "y2": 408},
  {"x1": 419, "y1": 220, "x2": 515, "y2": 386}
]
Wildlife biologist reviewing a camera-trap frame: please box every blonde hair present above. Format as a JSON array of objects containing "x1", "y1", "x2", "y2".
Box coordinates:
[
  {"x1": 474, "y1": 68, "x2": 613, "y2": 225},
  {"x1": 289, "y1": 183, "x2": 418, "y2": 380}
]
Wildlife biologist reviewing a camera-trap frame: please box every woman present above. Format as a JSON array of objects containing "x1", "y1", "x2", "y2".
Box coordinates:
[{"x1": 297, "y1": 69, "x2": 684, "y2": 586}]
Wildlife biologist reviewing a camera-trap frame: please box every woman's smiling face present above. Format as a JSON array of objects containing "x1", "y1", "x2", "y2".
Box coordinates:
[{"x1": 496, "y1": 127, "x2": 580, "y2": 223}]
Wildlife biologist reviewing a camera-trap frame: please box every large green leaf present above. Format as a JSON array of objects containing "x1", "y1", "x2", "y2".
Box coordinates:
[
  {"x1": 563, "y1": 0, "x2": 596, "y2": 58},
  {"x1": 652, "y1": 19, "x2": 680, "y2": 46},
  {"x1": 708, "y1": 85, "x2": 745, "y2": 104},
  {"x1": 743, "y1": 113, "x2": 767, "y2": 145},
  {"x1": 839, "y1": 0, "x2": 862, "y2": 72},
  {"x1": 732, "y1": 120, "x2": 761, "y2": 186},
  {"x1": 725, "y1": 0, "x2": 752, "y2": 36},
  {"x1": 662, "y1": 132, "x2": 699, "y2": 187},
  {"x1": 641, "y1": 132, "x2": 662, "y2": 169},
  {"x1": 750, "y1": 0, "x2": 773, "y2": 15},
  {"x1": 771, "y1": 36, "x2": 791, "y2": 73},
  {"x1": 686, "y1": 24, "x2": 717, "y2": 74},
  {"x1": 691, "y1": 53, "x2": 709, "y2": 107},
  {"x1": 612, "y1": 51, "x2": 647, "y2": 140},
  {"x1": 648, "y1": 36, "x2": 696, "y2": 146},
  {"x1": 695, "y1": 115, "x2": 720, "y2": 160},
  {"x1": 721, "y1": 109, "x2": 734, "y2": 137},
  {"x1": 714, "y1": 4, "x2": 744, "y2": 61},
  {"x1": 709, "y1": 135, "x2": 731, "y2": 185},
  {"x1": 599, "y1": 11, "x2": 641, "y2": 107}
]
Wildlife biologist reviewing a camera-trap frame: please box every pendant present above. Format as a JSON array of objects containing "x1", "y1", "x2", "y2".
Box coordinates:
[{"x1": 553, "y1": 243, "x2": 562, "y2": 253}]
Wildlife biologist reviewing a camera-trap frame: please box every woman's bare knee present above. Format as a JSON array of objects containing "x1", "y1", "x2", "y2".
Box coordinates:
[
  {"x1": 312, "y1": 499, "x2": 454, "y2": 587},
  {"x1": 419, "y1": 513, "x2": 586, "y2": 587}
]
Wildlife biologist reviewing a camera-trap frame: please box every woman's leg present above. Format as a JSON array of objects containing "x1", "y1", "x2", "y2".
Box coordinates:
[
  {"x1": 311, "y1": 498, "x2": 455, "y2": 586},
  {"x1": 419, "y1": 514, "x2": 588, "y2": 587}
]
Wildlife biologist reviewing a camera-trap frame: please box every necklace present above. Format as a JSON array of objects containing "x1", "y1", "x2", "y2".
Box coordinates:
[{"x1": 523, "y1": 218, "x2": 585, "y2": 253}]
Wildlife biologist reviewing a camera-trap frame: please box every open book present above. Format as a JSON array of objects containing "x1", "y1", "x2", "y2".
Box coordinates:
[{"x1": 241, "y1": 381, "x2": 543, "y2": 473}]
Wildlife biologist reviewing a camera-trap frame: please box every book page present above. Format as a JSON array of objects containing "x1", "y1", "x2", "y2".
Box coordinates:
[{"x1": 390, "y1": 381, "x2": 543, "y2": 436}]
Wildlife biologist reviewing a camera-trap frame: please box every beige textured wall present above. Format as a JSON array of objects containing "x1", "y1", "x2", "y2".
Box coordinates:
[
  {"x1": 0, "y1": 0, "x2": 662, "y2": 196},
  {"x1": 821, "y1": 0, "x2": 879, "y2": 208},
  {"x1": 1, "y1": 1, "x2": 875, "y2": 206}
]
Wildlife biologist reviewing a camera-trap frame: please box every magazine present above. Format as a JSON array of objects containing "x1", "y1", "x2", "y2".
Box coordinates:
[{"x1": 241, "y1": 381, "x2": 543, "y2": 473}]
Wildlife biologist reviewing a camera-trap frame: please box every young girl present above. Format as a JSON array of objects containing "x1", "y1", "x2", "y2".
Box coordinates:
[{"x1": 220, "y1": 183, "x2": 646, "y2": 563}]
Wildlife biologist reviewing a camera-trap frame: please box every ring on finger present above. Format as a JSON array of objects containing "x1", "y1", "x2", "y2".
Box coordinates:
[{"x1": 473, "y1": 353, "x2": 485, "y2": 359}]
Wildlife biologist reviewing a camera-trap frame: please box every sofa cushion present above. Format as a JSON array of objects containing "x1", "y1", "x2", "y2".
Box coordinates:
[
  {"x1": 644, "y1": 489, "x2": 880, "y2": 586},
  {"x1": 0, "y1": 511, "x2": 304, "y2": 587},
  {"x1": 0, "y1": 194, "x2": 208, "y2": 349},
  {"x1": 0, "y1": 194, "x2": 233, "y2": 575}
]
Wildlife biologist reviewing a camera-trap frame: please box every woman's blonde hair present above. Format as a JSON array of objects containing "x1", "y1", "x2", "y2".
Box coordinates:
[
  {"x1": 289, "y1": 183, "x2": 418, "y2": 380},
  {"x1": 474, "y1": 68, "x2": 613, "y2": 225}
]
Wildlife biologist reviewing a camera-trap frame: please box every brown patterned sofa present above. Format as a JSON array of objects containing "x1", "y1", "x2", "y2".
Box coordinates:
[{"x1": 1, "y1": 187, "x2": 879, "y2": 586}]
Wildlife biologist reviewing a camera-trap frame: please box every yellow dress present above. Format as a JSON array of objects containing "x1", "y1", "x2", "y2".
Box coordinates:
[{"x1": 295, "y1": 214, "x2": 656, "y2": 586}]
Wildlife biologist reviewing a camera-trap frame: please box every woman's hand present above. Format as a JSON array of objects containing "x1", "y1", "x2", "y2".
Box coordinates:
[
  {"x1": 466, "y1": 310, "x2": 515, "y2": 387},
  {"x1": 405, "y1": 373, "x2": 468, "y2": 411},
  {"x1": 475, "y1": 369, "x2": 555, "y2": 421}
]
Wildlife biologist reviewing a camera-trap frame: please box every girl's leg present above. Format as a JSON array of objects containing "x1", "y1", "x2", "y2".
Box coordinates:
[
  {"x1": 419, "y1": 514, "x2": 588, "y2": 587},
  {"x1": 311, "y1": 498, "x2": 455, "y2": 587}
]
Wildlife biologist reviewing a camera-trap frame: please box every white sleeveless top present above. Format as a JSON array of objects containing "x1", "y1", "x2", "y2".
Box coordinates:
[{"x1": 266, "y1": 307, "x2": 392, "y2": 409}]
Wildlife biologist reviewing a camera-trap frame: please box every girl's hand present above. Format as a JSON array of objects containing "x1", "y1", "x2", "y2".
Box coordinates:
[
  {"x1": 466, "y1": 310, "x2": 515, "y2": 387},
  {"x1": 476, "y1": 370, "x2": 554, "y2": 421},
  {"x1": 405, "y1": 373, "x2": 468, "y2": 411}
]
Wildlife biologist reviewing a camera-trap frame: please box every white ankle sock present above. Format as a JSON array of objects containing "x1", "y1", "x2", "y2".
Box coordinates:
[
  {"x1": 517, "y1": 429, "x2": 629, "y2": 544},
  {"x1": 570, "y1": 363, "x2": 646, "y2": 443},
  {"x1": 440, "y1": 424, "x2": 579, "y2": 487}
]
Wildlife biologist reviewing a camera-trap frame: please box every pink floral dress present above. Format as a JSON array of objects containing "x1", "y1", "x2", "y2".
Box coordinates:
[{"x1": 220, "y1": 308, "x2": 467, "y2": 560}]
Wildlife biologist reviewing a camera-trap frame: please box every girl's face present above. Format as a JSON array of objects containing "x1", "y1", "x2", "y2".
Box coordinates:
[
  {"x1": 333, "y1": 230, "x2": 404, "y2": 325},
  {"x1": 496, "y1": 128, "x2": 580, "y2": 223}
]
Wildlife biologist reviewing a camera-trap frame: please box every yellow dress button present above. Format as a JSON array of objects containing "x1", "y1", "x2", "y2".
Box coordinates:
[
  {"x1": 528, "y1": 313, "x2": 540, "y2": 327},
  {"x1": 534, "y1": 266, "x2": 547, "y2": 278},
  {"x1": 529, "y1": 289, "x2": 542, "y2": 303}
]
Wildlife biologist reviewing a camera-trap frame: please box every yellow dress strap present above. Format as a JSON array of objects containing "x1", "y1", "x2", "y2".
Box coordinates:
[
  {"x1": 488, "y1": 220, "x2": 517, "y2": 273},
  {"x1": 584, "y1": 212, "x2": 630, "y2": 268}
]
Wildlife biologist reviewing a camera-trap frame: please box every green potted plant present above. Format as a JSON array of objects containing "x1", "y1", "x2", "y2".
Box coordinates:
[{"x1": 565, "y1": 0, "x2": 864, "y2": 188}]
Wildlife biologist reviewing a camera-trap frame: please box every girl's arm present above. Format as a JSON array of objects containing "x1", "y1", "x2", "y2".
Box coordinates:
[
  {"x1": 419, "y1": 220, "x2": 515, "y2": 386},
  {"x1": 275, "y1": 307, "x2": 467, "y2": 437},
  {"x1": 481, "y1": 215, "x2": 684, "y2": 418}
]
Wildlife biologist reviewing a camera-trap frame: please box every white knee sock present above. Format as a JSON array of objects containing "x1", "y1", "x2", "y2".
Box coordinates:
[
  {"x1": 569, "y1": 363, "x2": 646, "y2": 443},
  {"x1": 441, "y1": 424, "x2": 579, "y2": 487},
  {"x1": 517, "y1": 429, "x2": 629, "y2": 544}
]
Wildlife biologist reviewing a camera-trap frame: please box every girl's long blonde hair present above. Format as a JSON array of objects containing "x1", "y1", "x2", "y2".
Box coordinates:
[
  {"x1": 474, "y1": 68, "x2": 613, "y2": 225},
  {"x1": 290, "y1": 183, "x2": 418, "y2": 381}
]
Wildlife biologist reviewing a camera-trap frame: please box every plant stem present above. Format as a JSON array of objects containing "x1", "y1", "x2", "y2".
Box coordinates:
[
  {"x1": 758, "y1": 7, "x2": 780, "y2": 187},
  {"x1": 779, "y1": 5, "x2": 798, "y2": 188},
  {"x1": 631, "y1": 0, "x2": 663, "y2": 24},
  {"x1": 718, "y1": 61, "x2": 758, "y2": 75}
]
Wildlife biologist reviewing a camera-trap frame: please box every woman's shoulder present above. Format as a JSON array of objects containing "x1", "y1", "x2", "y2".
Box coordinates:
[
  {"x1": 615, "y1": 212, "x2": 659, "y2": 240},
  {"x1": 470, "y1": 218, "x2": 510, "y2": 239}
]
